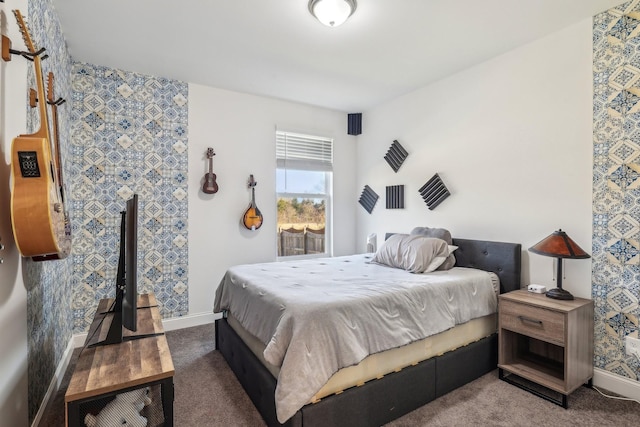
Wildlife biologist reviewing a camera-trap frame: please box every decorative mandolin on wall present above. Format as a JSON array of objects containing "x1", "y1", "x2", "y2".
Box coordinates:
[
  {"x1": 9, "y1": 10, "x2": 71, "y2": 260},
  {"x1": 242, "y1": 174, "x2": 263, "y2": 231}
]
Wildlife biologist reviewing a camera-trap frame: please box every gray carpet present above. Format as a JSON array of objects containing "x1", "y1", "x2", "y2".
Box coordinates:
[{"x1": 40, "y1": 324, "x2": 638, "y2": 426}]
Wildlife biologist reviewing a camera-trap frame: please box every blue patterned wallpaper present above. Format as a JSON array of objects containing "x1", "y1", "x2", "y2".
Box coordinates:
[
  {"x1": 23, "y1": 1, "x2": 189, "y2": 422},
  {"x1": 26, "y1": 0, "x2": 74, "y2": 422},
  {"x1": 593, "y1": 3, "x2": 640, "y2": 382},
  {"x1": 69, "y1": 63, "x2": 189, "y2": 332}
]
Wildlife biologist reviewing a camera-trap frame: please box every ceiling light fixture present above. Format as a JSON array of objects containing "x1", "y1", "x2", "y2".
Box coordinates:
[{"x1": 308, "y1": 0, "x2": 357, "y2": 27}]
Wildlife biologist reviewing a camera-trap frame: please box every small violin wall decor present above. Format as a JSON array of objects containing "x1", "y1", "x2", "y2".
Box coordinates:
[{"x1": 202, "y1": 147, "x2": 219, "y2": 194}]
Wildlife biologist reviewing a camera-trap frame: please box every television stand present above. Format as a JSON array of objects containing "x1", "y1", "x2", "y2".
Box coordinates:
[
  {"x1": 65, "y1": 293, "x2": 174, "y2": 426},
  {"x1": 96, "y1": 304, "x2": 158, "y2": 315},
  {"x1": 86, "y1": 331, "x2": 165, "y2": 349}
]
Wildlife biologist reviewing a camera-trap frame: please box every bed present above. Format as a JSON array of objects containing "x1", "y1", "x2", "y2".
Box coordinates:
[{"x1": 214, "y1": 235, "x2": 521, "y2": 427}]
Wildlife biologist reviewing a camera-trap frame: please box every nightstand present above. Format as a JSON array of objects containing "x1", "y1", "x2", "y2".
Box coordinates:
[{"x1": 498, "y1": 289, "x2": 594, "y2": 408}]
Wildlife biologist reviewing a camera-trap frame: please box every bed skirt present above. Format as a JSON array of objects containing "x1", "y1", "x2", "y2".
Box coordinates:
[{"x1": 215, "y1": 317, "x2": 498, "y2": 427}]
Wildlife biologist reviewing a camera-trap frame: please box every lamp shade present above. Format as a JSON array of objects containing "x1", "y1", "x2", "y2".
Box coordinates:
[
  {"x1": 309, "y1": 0, "x2": 357, "y2": 27},
  {"x1": 528, "y1": 229, "x2": 590, "y2": 259}
]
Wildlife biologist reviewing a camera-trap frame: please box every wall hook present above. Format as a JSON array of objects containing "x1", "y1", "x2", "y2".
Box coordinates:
[
  {"x1": 47, "y1": 97, "x2": 66, "y2": 106},
  {"x1": 2, "y1": 35, "x2": 47, "y2": 62}
]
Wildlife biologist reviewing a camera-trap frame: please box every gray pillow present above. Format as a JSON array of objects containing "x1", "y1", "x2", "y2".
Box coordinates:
[
  {"x1": 410, "y1": 227, "x2": 456, "y2": 270},
  {"x1": 371, "y1": 234, "x2": 450, "y2": 273}
]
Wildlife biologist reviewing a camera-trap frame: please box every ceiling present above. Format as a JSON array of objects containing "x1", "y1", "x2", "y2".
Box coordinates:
[{"x1": 53, "y1": 0, "x2": 624, "y2": 113}]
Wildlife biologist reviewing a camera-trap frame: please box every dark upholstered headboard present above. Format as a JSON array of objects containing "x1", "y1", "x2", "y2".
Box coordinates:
[
  {"x1": 384, "y1": 233, "x2": 522, "y2": 294},
  {"x1": 451, "y1": 238, "x2": 521, "y2": 294}
]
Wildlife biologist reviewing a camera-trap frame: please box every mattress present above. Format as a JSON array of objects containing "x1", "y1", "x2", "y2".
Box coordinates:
[
  {"x1": 214, "y1": 254, "x2": 500, "y2": 422},
  {"x1": 227, "y1": 312, "x2": 497, "y2": 402}
]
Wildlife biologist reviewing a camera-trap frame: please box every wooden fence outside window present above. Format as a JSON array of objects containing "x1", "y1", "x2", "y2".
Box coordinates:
[{"x1": 277, "y1": 226, "x2": 325, "y2": 256}]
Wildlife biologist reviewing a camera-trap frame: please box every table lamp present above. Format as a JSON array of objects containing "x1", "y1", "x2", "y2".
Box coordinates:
[{"x1": 528, "y1": 229, "x2": 590, "y2": 300}]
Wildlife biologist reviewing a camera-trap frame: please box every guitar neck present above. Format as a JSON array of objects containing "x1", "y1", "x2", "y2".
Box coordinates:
[
  {"x1": 31, "y1": 56, "x2": 51, "y2": 141},
  {"x1": 14, "y1": 10, "x2": 51, "y2": 141},
  {"x1": 50, "y1": 103, "x2": 65, "y2": 189}
]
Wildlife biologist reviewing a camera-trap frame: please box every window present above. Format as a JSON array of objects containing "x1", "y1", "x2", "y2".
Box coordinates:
[{"x1": 276, "y1": 130, "x2": 333, "y2": 258}]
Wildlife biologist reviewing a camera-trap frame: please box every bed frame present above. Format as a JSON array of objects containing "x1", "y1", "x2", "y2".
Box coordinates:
[{"x1": 215, "y1": 238, "x2": 522, "y2": 427}]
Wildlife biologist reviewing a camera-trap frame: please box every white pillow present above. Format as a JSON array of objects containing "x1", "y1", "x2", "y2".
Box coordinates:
[{"x1": 371, "y1": 234, "x2": 450, "y2": 273}]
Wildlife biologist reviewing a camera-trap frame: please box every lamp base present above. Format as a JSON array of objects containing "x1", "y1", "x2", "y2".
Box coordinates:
[{"x1": 545, "y1": 287, "x2": 574, "y2": 300}]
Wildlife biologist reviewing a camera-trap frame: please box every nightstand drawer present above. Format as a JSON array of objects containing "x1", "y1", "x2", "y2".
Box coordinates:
[{"x1": 500, "y1": 299, "x2": 565, "y2": 345}]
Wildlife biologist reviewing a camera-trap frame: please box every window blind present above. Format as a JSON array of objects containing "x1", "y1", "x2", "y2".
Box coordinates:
[{"x1": 276, "y1": 130, "x2": 333, "y2": 172}]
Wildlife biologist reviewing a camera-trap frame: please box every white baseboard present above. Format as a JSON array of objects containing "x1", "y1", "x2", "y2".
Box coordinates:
[
  {"x1": 72, "y1": 332, "x2": 87, "y2": 348},
  {"x1": 162, "y1": 311, "x2": 220, "y2": 332},
  {"x1": 593, "y1": 367, "x2": 640, "y2": 401},
  {"x1": 32, "y1": 338, "x2": 77, "y2": 427}
]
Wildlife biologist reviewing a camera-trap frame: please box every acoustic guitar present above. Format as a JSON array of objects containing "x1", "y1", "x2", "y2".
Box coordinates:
[
  {"x1": 242, "y1": 175, "x2": 263, "y2": 231},
  {"x1": 10, "y1": 10, "x2": 70, "y2": 259},
  {"x1": 202, "y1": 147, "x2": 219, "y2": 194}
]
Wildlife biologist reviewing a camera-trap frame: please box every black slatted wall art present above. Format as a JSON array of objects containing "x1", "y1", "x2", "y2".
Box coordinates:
[
  {"x1": 358, "y1": 185, "x2": 379, "y2": 214},
  {"x1": 386, "y1": 185, "x2": 404, "y2": 209},
  {"x1": 384, "y1": 140, "x2": 408, "y2": 172},
  {"x1": 419, "y1": 174, "x2": 450, "y2": 210}
]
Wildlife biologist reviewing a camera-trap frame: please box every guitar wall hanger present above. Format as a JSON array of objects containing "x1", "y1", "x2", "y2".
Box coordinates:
[
  {"x1": 28, "y1": 91, "x2": 65, "y2": 109},
  {"x1": 2, "y1": 35, "x2": 48, "y2": 62},
  {"x1": 48, "y1": 97, "x2": 66, "y2": 106}
]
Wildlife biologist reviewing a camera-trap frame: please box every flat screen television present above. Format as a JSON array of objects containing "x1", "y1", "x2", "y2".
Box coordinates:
[
  {"x1": 89, "y1": 194, "x2": 140, "y2": 347},
  {"x1": 123, "y1": 193, "x2": 138, "y2": 332}
]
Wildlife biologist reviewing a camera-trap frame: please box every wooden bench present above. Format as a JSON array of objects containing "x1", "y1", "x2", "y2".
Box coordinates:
[{"x1": 65, "y1": 293, "x2": 174, "y2": 426}]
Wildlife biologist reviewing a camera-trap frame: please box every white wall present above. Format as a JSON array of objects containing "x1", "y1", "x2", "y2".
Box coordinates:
[
  {"x1": 0, "y1": 1, "x2": 29, "y2": 425},
  {"x1": 188, "y1": 84, "x2": 357, "y2": 315},
  {"x1": 356, "y1": 19, "x2": 594, "y2": 299}
]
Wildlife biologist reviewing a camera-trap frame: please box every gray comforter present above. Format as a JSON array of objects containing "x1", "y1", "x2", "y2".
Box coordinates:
[{"x1": 213, "y1": 254, "x2": 498, "y2": 423}]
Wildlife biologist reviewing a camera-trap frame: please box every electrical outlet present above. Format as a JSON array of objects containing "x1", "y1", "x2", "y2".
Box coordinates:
[{"x1": 625, "y1": 336, "x2": 640, "y2": 357}]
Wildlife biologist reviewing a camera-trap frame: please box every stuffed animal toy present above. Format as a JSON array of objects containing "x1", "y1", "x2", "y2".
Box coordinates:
[{"x1": 84, "y1": 387, "x2": 151, "y2": 427}]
